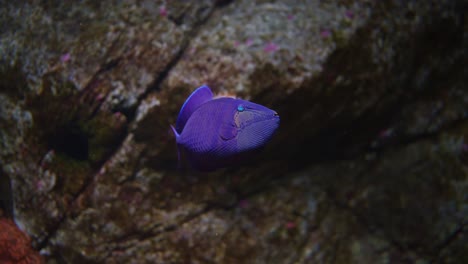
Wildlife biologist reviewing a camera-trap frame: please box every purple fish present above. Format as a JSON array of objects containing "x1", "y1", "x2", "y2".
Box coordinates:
[{"x1": 171, "y1": 85, "x2": 280, "y2": 171}]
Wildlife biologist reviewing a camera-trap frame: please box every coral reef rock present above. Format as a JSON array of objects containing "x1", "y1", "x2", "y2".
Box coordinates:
[{"x1": 0, "y1": 0, "x2": 466, "y2": 263}]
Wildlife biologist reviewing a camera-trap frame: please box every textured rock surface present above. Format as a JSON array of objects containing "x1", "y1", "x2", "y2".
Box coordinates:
[{"x1": 0, "y1": 0, "x2": 467, "y2": 263}]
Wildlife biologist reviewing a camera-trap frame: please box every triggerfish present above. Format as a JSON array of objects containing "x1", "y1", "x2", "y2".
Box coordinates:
[{"x1": 171, "y1": 85, "x2": 280, "y2": 171}]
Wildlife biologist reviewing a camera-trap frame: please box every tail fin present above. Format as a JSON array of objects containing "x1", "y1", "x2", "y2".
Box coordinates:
[{"x1": 170, "y1": 125, "x2": 181, "y2": 168}]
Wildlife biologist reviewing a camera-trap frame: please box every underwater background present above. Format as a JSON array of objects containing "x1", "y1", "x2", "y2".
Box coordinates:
[{"x1": 0, "y1": 0, "x2": 467, "y2": 263}]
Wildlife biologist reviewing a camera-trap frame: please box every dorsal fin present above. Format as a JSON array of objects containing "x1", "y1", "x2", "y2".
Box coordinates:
[{"x1": 175, "y1": 85, "x2": 213, "y2": 133}]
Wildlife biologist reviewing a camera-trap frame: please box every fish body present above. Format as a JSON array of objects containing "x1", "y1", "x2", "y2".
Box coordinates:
[{"x1": 172, "y1": 85, "x2": 279, "y2": 171}]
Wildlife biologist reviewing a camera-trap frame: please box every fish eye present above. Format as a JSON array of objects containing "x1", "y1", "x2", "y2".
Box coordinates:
[{"x1": 237, "y1": 104, "x2": 245, "y2": 112}]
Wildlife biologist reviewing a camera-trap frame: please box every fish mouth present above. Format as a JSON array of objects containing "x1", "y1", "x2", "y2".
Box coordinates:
[
  {"x1": 237, "y1": 117, "x2": 279, "y2": 134},
  {"x1": 266, "y1": 112, "x2": 280, "y2": 125},
  {"x1": 272, "y1": 112, "x2": 280, "y2": 125},
  {"x1": 272, "y1": 111, "x2": 280, "y2": 119},
  {"x1": 250, "y1": 115, "x2": 280, "y2": 127},
  {"x1": 255, "y1": 115, "x2": 280, "y2": 129}
]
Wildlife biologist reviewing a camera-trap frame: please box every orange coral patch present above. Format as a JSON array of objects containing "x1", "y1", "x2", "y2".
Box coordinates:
[{"x1": 0, "y1": 218, "x2": 44, "y2": 264}]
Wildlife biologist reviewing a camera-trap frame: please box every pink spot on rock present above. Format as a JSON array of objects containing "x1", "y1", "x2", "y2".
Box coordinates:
[
  {"x1": 188, "y1": 47, "x2": 197, "y2": 55},
  {"x1": 263, "y1": 42, "x2": 279, "y2": 53},
  {"x1": 96, "y1": 93, "x2": 105, "y2": 101},
  {"x1": 287, "y1": 14, "x2": 294, "y2": 21},
  {"x1": 378, "y1": 128, "x2": 394, "y2": 139},
  {"x1": 159, "y1": 6, "x2": 167, "y2": 17},
  {"x1": 285, "y1": 221, "x2": 296, "y2": 229},
  {"x1": 233, "y1": 40, "x2": 240, "y2": 47},
  {"x1": 462, "y1": 143, "x2": 468, "y2": 152},
  {"x1": 238, "y1": 199, "x2": 249, "y2": 209},
  {"x1": 245, "y1": 38, "x2": 253, "y2": 47},
  {"x1": 36, "y1": 180, "x2": 45, "y2": 191},
  {"x1": 60, "y1": 53, "x2": 71, "y2": 63},
  {"x1": 345, "y1": 10, "x2": 354, "y2": 19},
  {"x1": 320, "y1": 29, "x2": 331, "y2": 39},
  {"x1": 217, "y1": 186, "x2": 227, "y2": 194}
]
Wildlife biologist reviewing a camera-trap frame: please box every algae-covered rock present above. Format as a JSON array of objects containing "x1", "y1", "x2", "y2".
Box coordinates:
[{"x1": 0, "y1": 0, "x2": 466, "y2": 263}]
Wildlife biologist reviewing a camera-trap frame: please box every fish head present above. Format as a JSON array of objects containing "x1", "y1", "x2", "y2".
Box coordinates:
[{"x1": 232, "y1": 99, "x2": 280, "y2": 152}]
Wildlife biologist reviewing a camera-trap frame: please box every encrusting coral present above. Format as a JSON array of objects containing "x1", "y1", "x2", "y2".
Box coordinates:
[{"x1": 0, "y1": 215, "x2": 43, "y2": 264}]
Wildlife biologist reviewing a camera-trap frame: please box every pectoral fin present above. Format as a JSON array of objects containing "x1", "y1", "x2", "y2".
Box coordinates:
[{"x1": 219, "y1": 122, "x2": 238, "y2": 140}]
